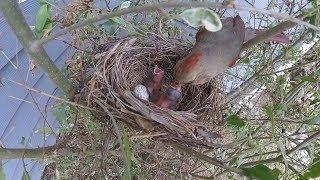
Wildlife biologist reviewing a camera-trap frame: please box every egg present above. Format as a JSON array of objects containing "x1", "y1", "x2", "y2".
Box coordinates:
[{"x1": 133, "y1": 84, "x2": 149, "y2": 101}]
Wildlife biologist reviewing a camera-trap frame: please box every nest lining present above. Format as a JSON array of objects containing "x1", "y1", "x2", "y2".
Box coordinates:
[{"x1": 85, "y1": 34, "x2": 226, "y2": 143}]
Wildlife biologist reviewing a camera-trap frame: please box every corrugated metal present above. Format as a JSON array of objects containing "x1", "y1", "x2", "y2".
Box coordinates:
[{"x1": 0, "y1": 0, "x2": 74, "y2": 179}]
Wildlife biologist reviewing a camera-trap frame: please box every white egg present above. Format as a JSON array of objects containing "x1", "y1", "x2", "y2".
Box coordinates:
[{"x1": 133, "y1": 84, "x2": 149, "y2": 101}]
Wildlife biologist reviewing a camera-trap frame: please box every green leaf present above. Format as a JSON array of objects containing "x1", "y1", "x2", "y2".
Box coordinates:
[
  {"x1": 304, "y1": 114, "x2": 320, "y2": 125},
  {"x1": 20, "y1": 136, "x2": 25, "y2": 145},
  {"x1": 21, "y1": 171, "x2": 28, "y2": 180},
  {"x1": 180, "y1": 8, "x2": 222, "y2": 32},
  {"x1": 123, "y1": 131, "x2": 132, "y2": 180},
  {"x1": 298, "y1": 76, "x2": 317, "y2": 83},
  {"x1": 243, "y1": 57, "x2": 250, "y2": 64},
  {"x1": 263, "y1": 105, "x2": 275, "y2": 137},
  {"x1": 304, "y1": 158, "x2": 320, "y2": 178},
  {"x1": 35, "y1": 5, "x2": 49, "y2": 31},
  {"x1": 111, "y1": 17, "x2": 126, "y2": 26},
  {"x1": 277, "y1": 141, "x2": 288, "y2": 169},
  {"x1": 225, "y1": 114, "x2": 246, "y2": 128},
  {"x1": 52, "y1": 107, "x2": 67, "y2": 126},
  {"x1": 274, "y1": 103, "x2": 287, "y2": 117},
  {"x1": 36, "y1": 126, "x2": 52, "y2": 135},
  {"x1": 309, "y1": 15, "x2": 317, "y2": 40},
  {"x1": 0, "y1": 163, "x2": 6, "y2": 180},
  {"x1": 271, "y1": 168, "x2": 282, "y2": 178},
  {"x1": 310, "y1": 99, "x2": 320, "y2": 106},
  {"x1": 307, "y1": 0, "x2": 317, "y2": 7},
  {"x1": 241, "y1": 164, "x2": 278, "y2": 180},
  {"x1": 277, "y1": 75, "x2": 287, "y2": 86}
]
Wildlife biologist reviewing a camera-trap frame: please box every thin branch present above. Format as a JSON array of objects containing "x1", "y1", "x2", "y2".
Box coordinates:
[
  {"x1": 259, "y1": 58, "x2": 320, "y2": 76},
  {"x1": 37, "y1": 2, "x2": 319, "y2": 45},
  {"x1": 166, "y1": 141, "x2": 244, "y2": 176},
  {"x1": 9, "y1": 79, "x2": 104, "y2": 113},
  {"x1": 241, "y1": 130, "x2": 320, "y2": 167}
]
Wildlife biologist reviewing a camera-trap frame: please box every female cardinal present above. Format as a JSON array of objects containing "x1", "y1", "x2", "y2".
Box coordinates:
[
  {"x1": 144, "y1": 65, "x2": 164, "y2": 102},
  {"x1": 174, "y1": 15, "x2": 290, "y2": 85}
]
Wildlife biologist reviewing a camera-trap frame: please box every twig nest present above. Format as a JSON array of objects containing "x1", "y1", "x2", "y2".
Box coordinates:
[{"x1": 86, "y1": 34, "x2": 226, "y2": 144}]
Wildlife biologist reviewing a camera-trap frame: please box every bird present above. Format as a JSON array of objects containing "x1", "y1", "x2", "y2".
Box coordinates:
[
  {"x1": 154, "y1": 82, "x2": 182, "y2": 110},
  {"x1": 174, "y1": 15, "x2": 290, "y2": 86},
  {"x1": 174, "y1": 15, "x2": 246, "y2": 85},
  {"x1": 144, "y1": 65, "x2": 165, "y2": 102},
  {"x1": 244, "y1": 28, "x2": 290, "y2": 44}
]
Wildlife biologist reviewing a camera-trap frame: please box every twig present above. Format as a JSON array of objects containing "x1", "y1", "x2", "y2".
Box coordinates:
[
  {"x1": 259, "y1": 58, "x2": 320, "y2": 76},
  {"x1": 9, "y1": 79, "x2": 104, "y2": 113},
  {"x1": 37, "y1": 2, "x2": 319, "y2": 45},
  {"x1": 166, "y1": 141, "x2": 244, "y2": 176},
  {"x1": 22, "y1": 153, "x2": 31, "y2": 180}
]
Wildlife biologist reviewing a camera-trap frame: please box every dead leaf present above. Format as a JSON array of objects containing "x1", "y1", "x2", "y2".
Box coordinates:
[{"x1": 30, "y1": 60, "x2": 37, "y2": 76}]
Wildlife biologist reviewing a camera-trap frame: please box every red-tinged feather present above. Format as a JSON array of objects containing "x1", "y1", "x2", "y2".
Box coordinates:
[{"x1": 178, "y1": 51, "x2": 202, "y2": 75}]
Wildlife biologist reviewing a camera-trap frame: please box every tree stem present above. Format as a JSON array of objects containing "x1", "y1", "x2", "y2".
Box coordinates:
[{"x1": 0, "y1": 0, "x2": 74, "y2": 98}]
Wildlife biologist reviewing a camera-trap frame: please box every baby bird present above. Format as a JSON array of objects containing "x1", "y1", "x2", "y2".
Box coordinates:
[{"x1": 144, "y1": 65, "x2": 164, "y2": 102}]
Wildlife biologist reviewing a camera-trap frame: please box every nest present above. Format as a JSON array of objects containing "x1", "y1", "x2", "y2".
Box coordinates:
[{"x1": 85, "y1": 34, "x2": 226, "y2": 146}]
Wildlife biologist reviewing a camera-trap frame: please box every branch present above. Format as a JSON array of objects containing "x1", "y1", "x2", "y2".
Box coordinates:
[
  {"x1": 37, "y1": 2, "x2": 319, "y2": 45},
  {"x1": 0, "y1": 0, "x2": 74, "y2": 98},
  {"x1": 166, "y1": 141, "x2": 244, "y2": 176}
]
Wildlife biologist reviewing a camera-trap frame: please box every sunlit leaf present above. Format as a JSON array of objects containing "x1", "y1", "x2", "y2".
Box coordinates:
[
  {"x1": 35, "y1": 5, "x2": 48, "y2": 31},
  {"x1": 226, "y1": 114, "x2": 246, "y2": 128},
  {"x1": 180, "y1": 8, "x2": 222, "y2": 32},
  {"x1": 242, "y1": 164, "x2": 277, "y2": 180},
  {"x1": 120, "y1": 1, "x2": 131, "y2": 9},
  {"x1": 263, "y1": 105, "x2": 275, "y2": 137}
]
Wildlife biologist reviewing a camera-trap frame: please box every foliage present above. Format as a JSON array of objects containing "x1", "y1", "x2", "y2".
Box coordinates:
[{"x1": 35, "y1": 0, "x2": 54, "y2": 38}]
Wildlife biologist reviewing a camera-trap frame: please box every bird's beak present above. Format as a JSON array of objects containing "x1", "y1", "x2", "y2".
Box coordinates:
[
  {"x1": 154, "y1": 65, "x2": 164, "y2": 75},
  {"x1": 254, "y1": 29, "x2": 290, "y2": 45},
  {"x1": 170, "y1": 82, "x2": 182, "y2": 92}
]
